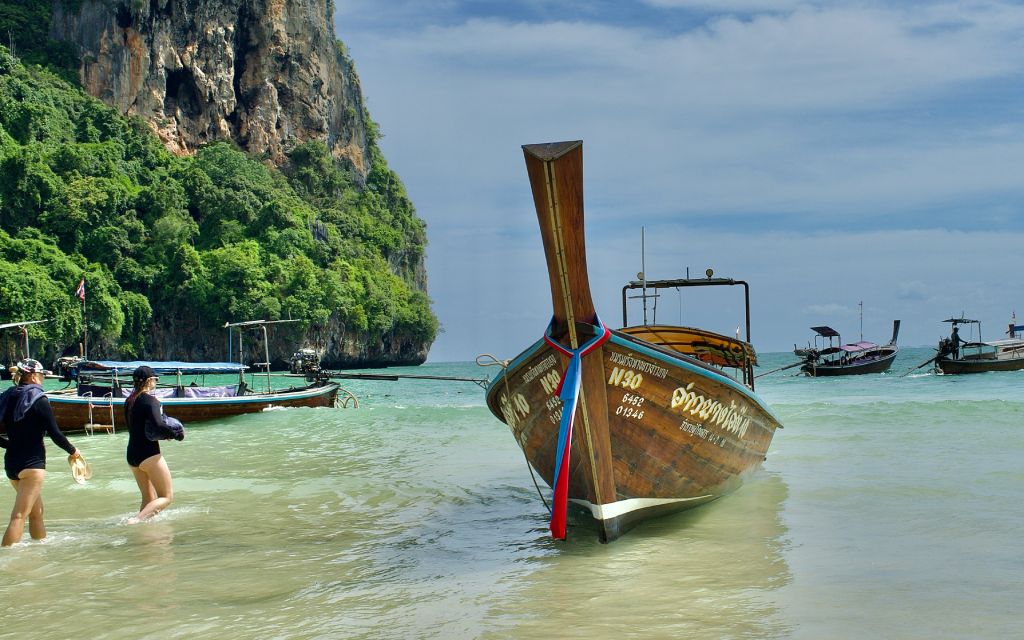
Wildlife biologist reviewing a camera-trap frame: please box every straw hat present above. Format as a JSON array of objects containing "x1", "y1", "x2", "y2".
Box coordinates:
[{"x1": 69, "y1": 456, "x2": 93, "y2": 484}]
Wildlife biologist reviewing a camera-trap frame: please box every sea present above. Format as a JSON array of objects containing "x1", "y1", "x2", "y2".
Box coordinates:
[{"x1": 0, "y1": 346, "x2": 1021, "y2": 639}]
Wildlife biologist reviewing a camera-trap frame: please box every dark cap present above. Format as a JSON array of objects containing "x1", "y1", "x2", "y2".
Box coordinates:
[
  {"x1": 132, "y1": 365, "x2": 159, "y2": 383},
  {"x1": 16, "y1": 358, "x2": 45, "y2": 374}
]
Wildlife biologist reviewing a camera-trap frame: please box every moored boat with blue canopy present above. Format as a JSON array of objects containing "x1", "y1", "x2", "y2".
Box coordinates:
[{"x1": 41, "y1": 357, "x2": 341, "y2": 434}]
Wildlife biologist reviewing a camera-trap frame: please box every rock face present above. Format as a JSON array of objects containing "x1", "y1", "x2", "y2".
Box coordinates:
[
  {"x1": 141, "y1": 317, "x2": 429, "y2": 370},
  {"x1": 48, "y1": 0, "x2": 434, "y2": 367},
  {"x1": 50, "y1": 0, "x2": 370, "y2": 175}
]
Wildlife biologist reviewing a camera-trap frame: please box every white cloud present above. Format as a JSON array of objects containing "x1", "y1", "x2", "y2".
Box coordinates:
[
  {"x1": 896, "y1": 280, "x2": 930, "y2": 301},
  {"x1": 349, "y1": 3, "x2": 1024, "y2": 228},
  {"x1": 804, "y1": 303, "x2": 852, "y2": 317},
  {"x1": 642, "y1": 0, "x2": 814, "y2": 10},
  {"x1": 333, "y1": 2, "x2": 1024, "y2": 361}
]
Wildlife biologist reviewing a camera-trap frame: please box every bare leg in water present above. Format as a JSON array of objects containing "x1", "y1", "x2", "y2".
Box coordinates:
[
  {"x1": 129, "y1": 454, "x2": 173, "y2": 522},
  {"x1": 3, "y1": 469, "x2": 46, "y2": 545}
]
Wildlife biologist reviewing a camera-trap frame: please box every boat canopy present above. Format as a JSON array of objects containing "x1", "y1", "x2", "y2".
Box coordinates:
[
  {"x1": 840, "y1": 341, "x2": 878, "y2": 353},
  {"x1": 73, "y1": 360, "x2": 248, "y2": 376},
  {"x1": 810, "y1": 326, "x2": 840, "y2": 338}
]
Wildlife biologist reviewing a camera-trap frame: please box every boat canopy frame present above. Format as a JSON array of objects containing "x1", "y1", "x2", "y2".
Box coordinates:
[
  {"x1": 0, "y1": 319, "x2": 50, "y2": 364},
  {"x1": 942, "y1": 317, "x2": 982, "y2": 343},
  {"x1": 225, "y1": 319, "x2": 304, "y2": 393},
  {"x1": 621, "y1": 277, "x2": 752, "y2": 343}
]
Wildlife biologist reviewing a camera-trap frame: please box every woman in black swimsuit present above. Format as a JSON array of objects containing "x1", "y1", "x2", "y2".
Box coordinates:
[
  {"x1": 125, "y1": 366, "x2": 183, "y2": 521},
  {"x1": 0, "y1": 359, "x2": 82, "y2": 546}
]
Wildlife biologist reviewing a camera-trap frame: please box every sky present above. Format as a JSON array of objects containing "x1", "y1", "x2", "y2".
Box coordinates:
[{"x1": 333, "y1": 0, "x2": 1024, "y2": 363}]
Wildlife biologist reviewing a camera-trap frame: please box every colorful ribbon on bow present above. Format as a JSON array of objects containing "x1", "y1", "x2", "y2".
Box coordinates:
[{"x1": 542, "y1": 316, "x2": 611, "y2": 540}]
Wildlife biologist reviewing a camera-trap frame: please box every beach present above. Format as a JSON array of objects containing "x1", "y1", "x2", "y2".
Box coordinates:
[{"x1": 0, "y1": 349, "x2": 1021, "y2": 639}]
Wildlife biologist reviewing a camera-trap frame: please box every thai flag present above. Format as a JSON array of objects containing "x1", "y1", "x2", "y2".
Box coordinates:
[{"x1": 75, "y1": 279, "x2": 85, "y2": 301}]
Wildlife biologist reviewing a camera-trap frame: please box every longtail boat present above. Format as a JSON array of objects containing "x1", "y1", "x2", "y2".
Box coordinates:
[
  {"x1": 934, "y1": 317, "x2": 1024, "y2": 374},
  {"x1": 796, "y1": 320, "x2": 901, "y2": 376},
  {"x1": 42, "y1": 360, "x2": 341, "y2": 434},
  {"x1": 483, "y1": 140, "x2": 783, "y2": 542}
]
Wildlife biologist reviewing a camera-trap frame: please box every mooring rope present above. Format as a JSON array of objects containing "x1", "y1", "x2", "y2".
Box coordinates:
[{"x1": 477, "y1": 352, "x2": 551, "y2": 513}]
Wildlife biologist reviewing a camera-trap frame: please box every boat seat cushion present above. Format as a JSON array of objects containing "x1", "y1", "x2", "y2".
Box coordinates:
[
  {"x1": 177, "y1": 385, "x2": 238, "y2": 398},
  {"x1": 76, "y1": 384, "x2": 235, "y2": 398}
]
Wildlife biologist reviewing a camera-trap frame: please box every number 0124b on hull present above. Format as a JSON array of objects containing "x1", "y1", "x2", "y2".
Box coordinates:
[{"x1": 486, "y1": 327, "x2": 782, "y2": 542}]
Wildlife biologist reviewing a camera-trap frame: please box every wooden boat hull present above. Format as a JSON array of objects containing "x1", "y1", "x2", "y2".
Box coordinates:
[
  {"x1": 935, "y1": 356, "x2": 1024, "y2": 374},
  {"x1": 44, "y1": 383, "x2": 340, "y2": 433},
  {"x1": 802, "y1": 347, "x2": 898, "y2": 376},
  {"x1": 486, "y1": 329, "x2": 782, "y2": 541}
]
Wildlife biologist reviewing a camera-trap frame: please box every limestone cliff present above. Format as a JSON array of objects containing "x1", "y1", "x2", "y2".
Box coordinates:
[
  {"x1": 45, "y1": 0, "x2": 434, "y2": 367},
  {"x1": 50, "y1": 0, "x2": 369, "y2": 175}
]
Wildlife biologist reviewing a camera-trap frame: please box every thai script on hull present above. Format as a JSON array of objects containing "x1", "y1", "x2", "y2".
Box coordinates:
[
  {"x1": 522, "y1": 354, "x2": 557, "y2": 384},
  {"x1": 670, "y1": 382, "x2": 751, "y2": 439},
  {"x1": 609, "y1": 351, "x2": 669, "y2": 379}
]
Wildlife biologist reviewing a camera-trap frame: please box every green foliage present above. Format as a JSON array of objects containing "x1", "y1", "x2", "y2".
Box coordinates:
[
  {"x1": 0, "y1": 1, "x2": 79, "y2": 83},
  {"x1": 0, "y1": 46, "x2": 436, "y2": 361}
]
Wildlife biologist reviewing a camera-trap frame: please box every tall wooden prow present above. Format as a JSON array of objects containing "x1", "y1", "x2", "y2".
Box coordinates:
[
  {"x1": 522, "y1": 140, "x2": 618, "y2": 541},
  {"x1": 522, "y1": 141, "x2": 597, "y2": 339}
]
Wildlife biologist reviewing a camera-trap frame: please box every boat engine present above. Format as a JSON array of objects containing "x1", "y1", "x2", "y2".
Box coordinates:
[
  {"x1": 54, "y1": 356, "x2": 86, "y2": 381},
  {"x1": 289, "y1": 348, "x2": 321, "y2": 376}
]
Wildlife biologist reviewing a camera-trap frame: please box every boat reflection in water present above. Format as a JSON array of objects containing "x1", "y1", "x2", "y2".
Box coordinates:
[{"x1": 488, "y1": 472, "x2": 792, "y2": 637}]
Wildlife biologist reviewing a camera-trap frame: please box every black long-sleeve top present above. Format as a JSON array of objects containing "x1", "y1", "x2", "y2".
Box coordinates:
[
  {"x1": 124, "y1": 392, "x2": 182, "y2": 467},
  {"x1": 1, "y1": 392, "x2": 76, "y2": 475}
]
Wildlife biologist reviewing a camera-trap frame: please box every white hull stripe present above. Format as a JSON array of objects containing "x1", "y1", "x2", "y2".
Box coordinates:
[{"x1": 569, "y1": 495, "x2": 713, "y2": 521}]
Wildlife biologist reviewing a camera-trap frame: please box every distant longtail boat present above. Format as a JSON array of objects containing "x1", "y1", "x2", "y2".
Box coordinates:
[
  {"x1": 934, "y1": 316, "x2": 1024, "y2": 374},
  {"x1": 795, "y1": 320, "x2": 901, "y2": 376},
  {"x1": 483, "y1": 140, "x2": 783, "y2": 542}
]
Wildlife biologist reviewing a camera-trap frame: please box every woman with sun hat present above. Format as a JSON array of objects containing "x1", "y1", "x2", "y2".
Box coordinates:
[{"x1": 0, "y1": 358, "x2": 83, "y2": 546}]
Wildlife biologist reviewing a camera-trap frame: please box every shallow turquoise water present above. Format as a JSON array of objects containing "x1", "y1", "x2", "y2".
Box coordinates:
[{"x1": 0, "y1": 349, "x2": 1021, "y2": 638}]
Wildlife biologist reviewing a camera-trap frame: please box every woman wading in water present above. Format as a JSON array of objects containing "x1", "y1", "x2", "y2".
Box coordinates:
[
  {"x1": 125, "y1": 366, "x2": 184, "y2": 521},
  {"x1": 0, "y1": 359, "x2": 83, "y2": 546}
]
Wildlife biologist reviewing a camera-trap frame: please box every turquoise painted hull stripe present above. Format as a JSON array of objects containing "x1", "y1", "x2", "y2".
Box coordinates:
[
  {"x1": 608, "y1": 333, "x2": 781, "y2": 423},
  {"x1": 488, "y1": 332, "x2": 780, "y2": 424},
  {"x1": 47, "y1": 385, "x2": 337, "y2": 408}
]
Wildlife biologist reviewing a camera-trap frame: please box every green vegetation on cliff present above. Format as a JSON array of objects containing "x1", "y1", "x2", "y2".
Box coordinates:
[
  {"x1": 0, "y1": 45, "x2": 437, "y2": 362},
  {"x1": 0, "y1": 0, "x2": 79, "y2": 82}
]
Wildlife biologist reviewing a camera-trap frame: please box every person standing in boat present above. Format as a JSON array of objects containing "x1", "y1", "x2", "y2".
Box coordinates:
[
  {"x1": 950, "y1": 326, "x2": 967, "y2": 360},
  {"x1": 125, "y1": 365, "x2": 184, "y2": 522},
  {"x1": 0, "y1": 359, "x2": 83, "y2": 546}
]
